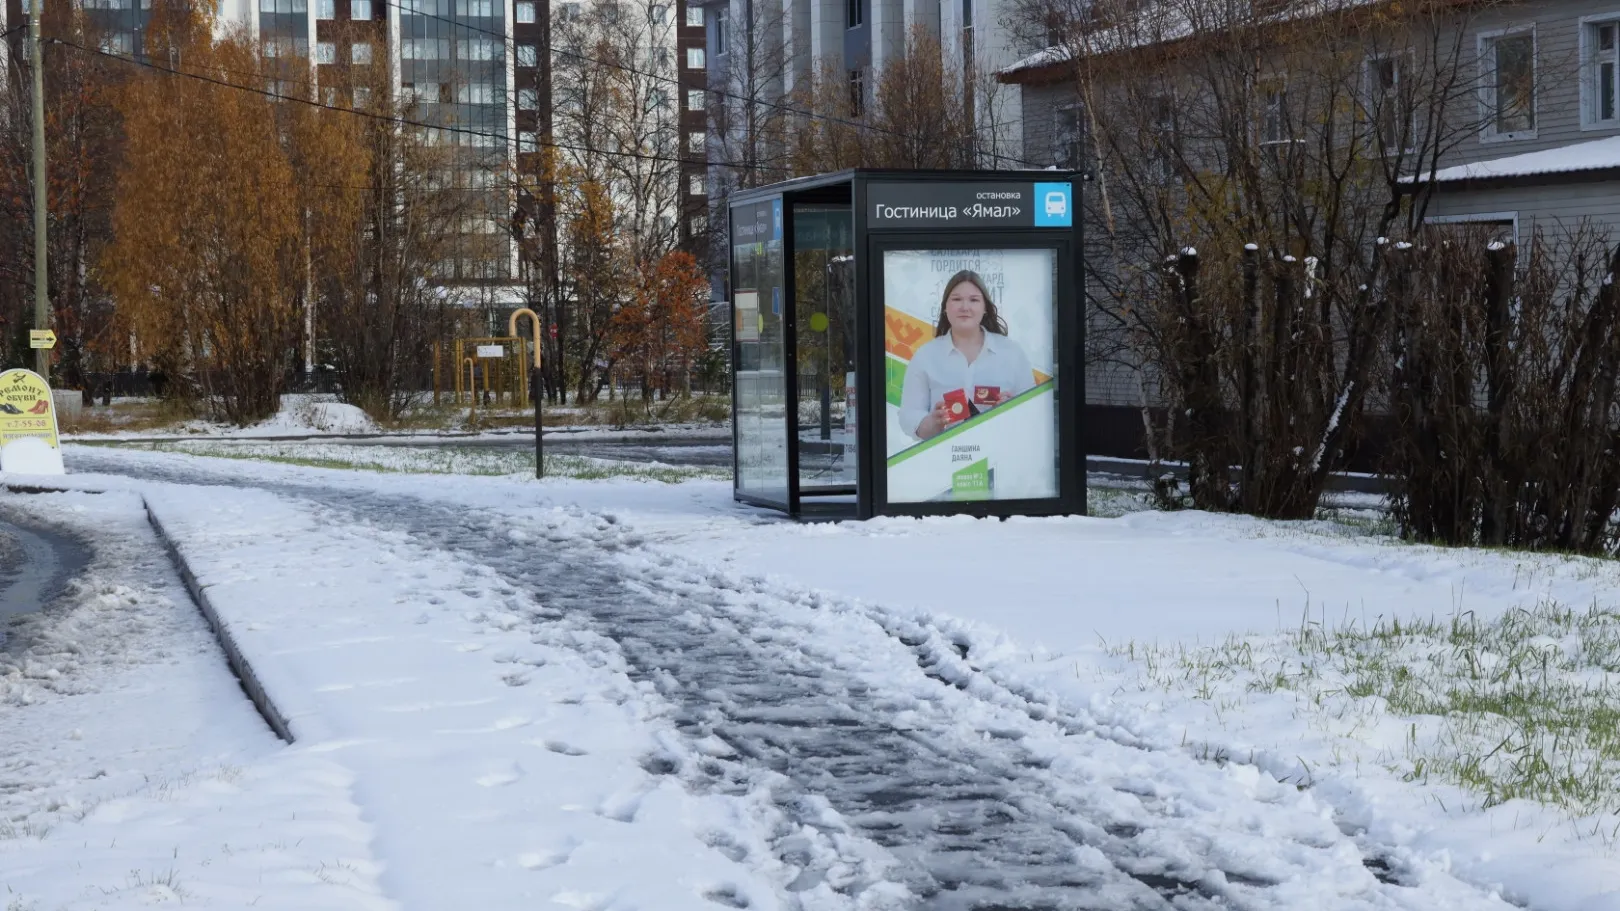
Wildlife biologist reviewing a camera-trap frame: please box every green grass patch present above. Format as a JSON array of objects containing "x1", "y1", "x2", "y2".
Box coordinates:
[{"x1": 1107, "y1": 599, "x2": 1620, "y2": 821}]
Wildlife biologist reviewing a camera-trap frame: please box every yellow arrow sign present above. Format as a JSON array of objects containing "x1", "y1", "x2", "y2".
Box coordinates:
[{"x1": 28, "y1": 330, "x2": 55, "y2": 349}]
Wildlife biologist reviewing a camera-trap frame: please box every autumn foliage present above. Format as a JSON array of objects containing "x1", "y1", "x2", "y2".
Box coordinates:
[
  {"x1": 610, "y1": 251, "x2": 709, "y2": 403},
  {"x1": 101, "y1": 15, "x2": 355, "y2": 424}
]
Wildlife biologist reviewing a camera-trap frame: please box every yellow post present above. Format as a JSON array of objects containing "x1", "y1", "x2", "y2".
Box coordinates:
[
  {"x1": 454, "y1": 341, "x2": 465, "y2": 405},
  {"x1": 517, "y1": 339, "x2": 530, "y2": 408},
  {"x1": 508, "y1": 309, "x2": 544, "y2": 480}
]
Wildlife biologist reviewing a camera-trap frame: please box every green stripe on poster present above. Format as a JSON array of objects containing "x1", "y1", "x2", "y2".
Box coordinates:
[
  {"x1": 887, "y1": 381, "x2": 1054, "y2": 468},
  {"x1": 885, "y1": 355, "x2": 908, "y2": 408}
]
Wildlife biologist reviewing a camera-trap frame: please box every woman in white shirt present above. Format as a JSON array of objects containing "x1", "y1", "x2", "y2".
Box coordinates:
[{"x1": 899, "y1": 270, "x2": 1036, "y2": 441}]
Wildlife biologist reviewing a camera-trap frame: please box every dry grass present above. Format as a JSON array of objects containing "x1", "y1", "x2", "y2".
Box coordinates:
[{"x1": 55, "y1": 398, "x2": 193, "y2": 435}]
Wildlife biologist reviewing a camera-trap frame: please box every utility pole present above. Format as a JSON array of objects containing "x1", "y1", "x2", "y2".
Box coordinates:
[{"x1": 29, "y1": 0, "x2": 49, "y2": 383}]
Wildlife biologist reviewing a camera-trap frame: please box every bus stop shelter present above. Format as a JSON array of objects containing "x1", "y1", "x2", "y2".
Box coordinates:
[{"x1": 727, "y1": 169, "x2": 1086, "y2": 520}]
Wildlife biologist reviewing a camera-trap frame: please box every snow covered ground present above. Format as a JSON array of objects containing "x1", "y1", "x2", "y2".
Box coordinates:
[
  {"x1": 61, "y1": 393, "x2": 730, "y2": 444},
  {"x1": 5, "y1": 445, "x2": 1620, "y2": 910},
  {"x1": 0, "y1": 491, "x2": 387, "y2": 909}
]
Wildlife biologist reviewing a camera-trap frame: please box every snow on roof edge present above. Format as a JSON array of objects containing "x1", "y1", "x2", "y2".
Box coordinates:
[
  {"x1": 1001, "y1": 45, "x2": 1072, "y2": 77},
  {"x1": 1422, "y1": 135, "x2": 1620, "y2": 184}
]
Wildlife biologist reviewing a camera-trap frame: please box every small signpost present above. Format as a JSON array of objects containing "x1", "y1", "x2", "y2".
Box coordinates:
[
  {"x1": 475, "y1": 344, "x2": 505, "y2": 359},
  {"x1": 28, "y1": 330, "x2": 55, "y2": 349},
  {"x1": 0, "y1": 368, "x2": 64, "y2": 475}
]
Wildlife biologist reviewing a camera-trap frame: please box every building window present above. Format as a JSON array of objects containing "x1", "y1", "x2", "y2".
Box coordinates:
[
  {"x1": 456, "y1": 0, "x2": 493, "y2": 16},
  {"x1": 321, "y1": 85, "x2": 341, "y2": 105},
  {"x1": 1591, "y1": 22, "x2": 1620, "y2": 124},
  {"x1": 518, "y1": 131, "x2": 538, "y2": 153},
  {"x1": 516, "y1": 1, "x2": 536, "y2": 22},
  {"x1": 686, "y1": 4, "x2": 703, "y2": 26},
  {"x1": 687, "y1": 89, "x2": 705, "y2": 110},
  {"x1": 519, "y1": 87, "x2": 539, "y2": 109},
  {"x1": 351, "y1": 0, "x2": 372, "y2": 18},
  {"x1": 689, "y1": 173, "x2": 706, "y2": 195},
  {"x1": 1482, "y1": 29, "x2": 1535, "y2": 138},
  {"x1": 403, "y1": 38, "x2": 450, "y2": 59},
  {"x1": 316, "y1": 41, "x2": 337, "y2": 64},
  {"x1": 651, "y1": 3, "x2": 668, "y2": 23},
  {"x1": 457, "y1": 82, "x2": 498, "y2": 104},
  {"x1": 690, "y1": 213, "x2": 708, "y2": 235},
  {"x1": 1150, "y1": 94, "x2": 1178, "y2": 181},
  {"x1": 1053, "y1": 104, "x2": 1081, "y2": 167},
  {"x1": 316, "y1": 0, "x2": 334, "y2": 16},
  {"x1": 847, "y1": 0, "x2": 863, "y2": 28},
  {"x1": 459, "y1": 38, "x2": 497, "y2": 60},
  {"x1": 1423, "y1": 214, "x2": 1517, "y2": 246},
  {"x1": 98, "y1": 31, "x2": 134, "y2": 55},
  {"x1": 517, "y1": 44, "x2": 538, "y2": 66},
  {"x1": 687, "y1": 47, "x2": 705, "y2": 69},
  {"x1": 403, "y1": 82, "x2": 442, "y2": 104},
  {"x1": 355, "y1": 85, "x2": 372, "y2": 107},
  {"x1": 848, "y1": 68, "x2": 865, "y2": 115},
  {"x1": 352, "y1": 41, "x2": 373, "y2": 64},
  {"x1": 687, "y1": 131, "x2": 705, "y2": 153},
  {"x1": 715, "y1": 8, "x2": 727, "y2": 54},
  {"x1": 1260, "y1": 79, "x2": 1288, "y2": 144},
  {"x1": 1366, "y1": 55, "x2": 1411, "y2": 152}
]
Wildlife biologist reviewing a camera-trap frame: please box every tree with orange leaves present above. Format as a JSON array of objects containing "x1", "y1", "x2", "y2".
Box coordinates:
[
  {"x1": 100, "y1": 14, "x2": 358, "y2": 424},
  {"x1": 610, "y1": 250, "x2": 708, "y2": 407}
]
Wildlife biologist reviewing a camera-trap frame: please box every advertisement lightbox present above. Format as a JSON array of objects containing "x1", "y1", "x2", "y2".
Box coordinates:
[{"x1": 882, "y1": 248, "x2": 1059, "y2": 503}]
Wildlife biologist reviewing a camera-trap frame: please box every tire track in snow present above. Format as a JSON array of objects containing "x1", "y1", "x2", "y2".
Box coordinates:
[{"x1": 75, "y1": 453, "x2": 1517, "y2": 911}]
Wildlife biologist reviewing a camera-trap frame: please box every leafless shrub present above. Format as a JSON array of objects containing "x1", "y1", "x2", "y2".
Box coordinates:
[{"x1": 1387, "y1": 224, "x2": 1620, "y2": 554}]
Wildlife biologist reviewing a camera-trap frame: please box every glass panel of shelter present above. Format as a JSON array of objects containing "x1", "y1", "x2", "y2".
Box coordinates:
[
  {"x1": 731, "y1": 201, "x2": 790, "y2": 505},
  {"x1": 791, "y1": 205, "x2": 857, "y2": 496}
]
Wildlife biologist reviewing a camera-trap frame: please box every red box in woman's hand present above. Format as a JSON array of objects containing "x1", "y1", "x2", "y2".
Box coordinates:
[
  {"x1": 943, "y1": 388, "x2": 970, "y2": 423},
  {"x1": 973, "y1": 385, "x2": 1001, "y2": 406}
]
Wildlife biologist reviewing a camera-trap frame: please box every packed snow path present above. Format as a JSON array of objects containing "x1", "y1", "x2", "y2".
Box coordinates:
[
  {"x1": 71, "y1": 450, "x2": 1515, "y2": 911},
  {"x1": 0, "y1": 512, "x2": 90, "y2": 624}
]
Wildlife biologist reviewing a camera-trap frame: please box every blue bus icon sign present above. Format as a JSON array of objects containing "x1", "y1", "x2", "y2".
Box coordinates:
[{"x1": 1033, "y1": 182, "x2": 1073, "y2": 227}]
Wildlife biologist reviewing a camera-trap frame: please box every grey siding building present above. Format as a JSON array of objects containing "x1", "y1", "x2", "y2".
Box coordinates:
[{"x1": 1006, "y1": 0, "x2": 1620, "y2": 409}]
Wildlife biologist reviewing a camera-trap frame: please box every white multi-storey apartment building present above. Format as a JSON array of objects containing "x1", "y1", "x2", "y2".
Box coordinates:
[{"x1": 691, "y1": 0, "x2": 1027, "y2": 175}]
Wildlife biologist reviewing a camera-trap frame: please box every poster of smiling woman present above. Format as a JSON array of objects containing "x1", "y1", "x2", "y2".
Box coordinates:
[{"x1": 883, "y1": 248, "x2": 1059, "y2": 504}]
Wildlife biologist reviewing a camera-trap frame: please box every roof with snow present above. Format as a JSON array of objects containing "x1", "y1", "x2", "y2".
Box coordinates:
[
  {"x1": 1424, "y1": 135, "x2": 1620, "y2": 184},
  {"x1": 999, "y1": 0, "x2": 1466, "y2": 82}
]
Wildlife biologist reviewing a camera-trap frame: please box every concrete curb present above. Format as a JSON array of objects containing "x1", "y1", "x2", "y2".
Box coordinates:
[
  {"x1": 141, "y1": 499, "x2": 296, "y2": 744},
  {"x1": 4, "y1": 480, "x2": 296, "y2": 743}
]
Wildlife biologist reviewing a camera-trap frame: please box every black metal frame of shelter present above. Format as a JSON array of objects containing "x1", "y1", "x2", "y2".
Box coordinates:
[{"x1": 727, "y1": 169, "x2": 1086, "y2": 521}]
